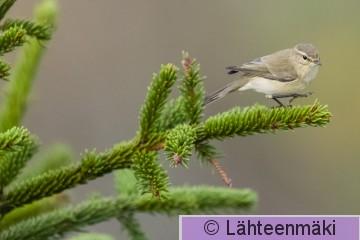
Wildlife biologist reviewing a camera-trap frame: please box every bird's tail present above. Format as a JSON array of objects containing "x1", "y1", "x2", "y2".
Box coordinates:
[{"x1": 203, "y1": 77, "x2": 250, "y2": 106}]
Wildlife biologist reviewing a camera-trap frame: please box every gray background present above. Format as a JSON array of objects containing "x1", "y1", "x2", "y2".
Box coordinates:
[{"x1": 6, "y1": 0, "x2": 360, "y2": 239}]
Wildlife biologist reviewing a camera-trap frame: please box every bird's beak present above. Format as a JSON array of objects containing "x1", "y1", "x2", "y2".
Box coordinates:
[{"x1": 315, "y1": 59, "x2": 322, "y2": 66}]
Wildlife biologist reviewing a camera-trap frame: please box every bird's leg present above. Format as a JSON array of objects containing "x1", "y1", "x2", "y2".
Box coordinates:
[
  {"x1": 270, "y1": 92, "x2": 313, "y2": 107},
  {"x1": 271, "y1": 97, "x2": 285, "y2": 107},
  {"x1": 288, "y1": 92, "x2": 313, "y2": 105}
]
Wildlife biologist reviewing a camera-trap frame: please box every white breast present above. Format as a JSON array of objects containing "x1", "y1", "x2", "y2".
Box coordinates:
[
  {"x1": 240, "y1": 77, "x2": 307, "y2": 96},
  {"x1": 303, "y1": 65, "x2": 319, "y2": 83},
  {"x1": 239, "y1": 65, "x2": 319, "y2": 96}
]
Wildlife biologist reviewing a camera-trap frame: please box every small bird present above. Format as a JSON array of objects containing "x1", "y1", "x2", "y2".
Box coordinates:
[{"x1": 203, "y1": 43, "x2": 321, "y2": 107}]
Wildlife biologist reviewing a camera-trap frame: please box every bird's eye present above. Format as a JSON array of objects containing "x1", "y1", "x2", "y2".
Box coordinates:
[{"x1": 302, "y1": 55, "x2": 308, "y2": 60}]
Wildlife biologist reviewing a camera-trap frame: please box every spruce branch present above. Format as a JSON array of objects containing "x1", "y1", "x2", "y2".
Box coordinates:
[
  {"x1": 14, "y1": 143, "x2": 74, "y2": 184},
  {"x1": 132, "y1": 150, "x2": 169, "y2": 199},
  {"x1": 1, "y1": 164, "x2": 80, "y2": 217},
  {"x1": 0, "y1": 126, "x2": 31, "y2": 156},
  {"x1": 0, "y1": 136, "x2": 38, "y2": 187},
  {"x1": 0, "y1": 0, "x2": 57, "y2": 131},
  {"x1": 197, "y1": 101, "x2": 331, "y2": 141},
  {"x1": 138, "y1": 186, "x2": 256, "y2": 214},
  {"x1": 179, "y1": 52, "x2": 205, "y2": 125},
  {"x1": 0, "y1": 187, "x2": 256, "y2": 240},
  {"x1": 33, "y1": 0, "x2": 57, "y2": 28},
  {"x1": 0, "y1": 145, "x2": 72, "y2": 230},
  {"x1": 115, "y1": 170, "x2": 148, "y2": 239},
  {"x1": 195, "y1": 141, "x2": 220, "y2": 161},
  {"x1": 0, "y1": 196, "x2": 120, "y2": 240},
  {"x1": 0, "y1": 38, "x2": 331, "y2": 236},
  {"x1": 139, "y1": 64, "x2": 178, "y2": 140},
  {"x1": 68, "y1": 233, "x2": 115, "y2": 240},
  {"x1": 0, "y1": 0, "x2": 16, "y2": 21},
  {"x1": 80, "y1": 139, "x2": 137, "y2": 178},
  {"x1": 0, "y1": 193, "x2": 69, "y2": 229},
  {"x1": 0, "y1": 59, "x2": 10, "y2": 80},
  {"x1": 1, "y1": 140, "x2": 136, "y2": 216},
  {"x1": 164, "y1": 124, "x2": 196, "y2": 167},
  {"x1": 1, "y1": 19, "x2": 52, "y2": 41},
  {"x1": 0, "y1": 25, "x2": 26, "y2": 56},
  {"x1": 0, "y1": 101, "x2": 330, "y2": 217},
  {"x1": 155, "y1": 97, "x2": 187, "y2": 131},
  {"x1": 117, "y1": 212, "x2": 148, "y2": 240}
]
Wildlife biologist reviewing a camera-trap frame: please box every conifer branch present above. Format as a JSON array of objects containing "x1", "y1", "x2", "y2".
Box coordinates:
[
  {"x1": 155, "y1": 97, "x2": 187, "y2": 131},
  {"x1": 197, "y1": 102, "x2": 331, "y2": 141},
  {"x1": 179, "y1": 52, "x2": 205, "y2": 125},
  {"x1": 0, "y1": 187, "x2": 256, "y2": 240},
  {"x1": 138, "y1": 186, "x2": 256, "y2": 214},
  {"x1": 33, "y1": 0, "x2": 57, "y2": 28},
  {"x1": 0, "y1": 137, "x2": 38, "y2": 187},
  {"x1": 178, "y1": 53, "x2": 221, "y2": 167},
  {"x1": 1, "y1": 19, "x2": 52, "y2": 41},
  {"x1": 195, "y1": 141, "x2": 220, "y2": 161},
  {"x1": 0, "y1": 193, "x2": 69, "y2": 229},
  {"x1": 68, "y1": 233, "x2": 115, "y2": 240},
  {"x1": 1, "y1": 140, "x2": 136, "y2": 216},
  {"x1": 115, "y1": 169, "x2": 148, "y2": 239},
  {"x1": 14, "y1": 143, "x2": 73, "y2": 184},
  {"x1": 0, "y1": 0, "x2": 57, "y2": 131},
  {"x1": 0, "y1": 25, "x2": 26, "y2": 56},
  {"x1": 1, "y1": 165, "x2": 77, "y2": 216},
  {"x1": 0, "y1": 59, "x2": 10, "y2": 80},
  {"x1": 139, "y1": 64, "x2": 178, "y2": 140},
  {"x1": 0, "y1": 197, "x2": 120, "y2": 240},
  {"x1": 0, "y1": 126, "x2": 31, "y2": 155},
  {"x1": 164, "y1": 124, "x2": 196, "y2": 167},
  {"x1": 0, "y1": 144, "x2": 73, "y2": 225},
  {"x1": 0, "y1": 101, "x2": 330, "y2": 217},
  {"x1": 117, "y1": 212, "x2": 148, "y2": 240},
  {"x1": 132, "y1": 150, "x2": 169, "y2": 199},
  {"x1": 0, "y1": 0, "x2": 16, "y2": 21}
]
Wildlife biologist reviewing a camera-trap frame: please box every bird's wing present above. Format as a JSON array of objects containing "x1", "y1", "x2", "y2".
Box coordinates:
[{"x1": 227, "y1": 49, "x2": 298, "y2": 82}]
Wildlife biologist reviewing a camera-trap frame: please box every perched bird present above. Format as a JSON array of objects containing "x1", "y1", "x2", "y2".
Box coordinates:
[{"x1": 203, "y1": 43, "x2": 321, "y2": 107}]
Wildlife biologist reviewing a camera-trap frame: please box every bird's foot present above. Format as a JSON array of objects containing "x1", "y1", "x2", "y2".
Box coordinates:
[{"x1": 270, "y1": 92, "x2": 313, "y2": 107}]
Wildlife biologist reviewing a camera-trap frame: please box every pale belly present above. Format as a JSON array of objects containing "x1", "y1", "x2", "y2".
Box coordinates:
[{"x1": 239, "y1": 77, "x2": 309, "y2": 96}]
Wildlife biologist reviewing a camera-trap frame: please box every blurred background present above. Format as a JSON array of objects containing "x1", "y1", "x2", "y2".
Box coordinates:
[{"x1": 5, "y1": 0, "x2": 360, "y2": 238}]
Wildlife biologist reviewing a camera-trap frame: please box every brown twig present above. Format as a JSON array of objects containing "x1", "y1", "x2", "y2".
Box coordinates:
[
  {"x1": 209, "y1": 158, "x2": 232, "y2": 187},
  {"x1": 145, "y1": 141, "x2": 165, "y2": 151}
]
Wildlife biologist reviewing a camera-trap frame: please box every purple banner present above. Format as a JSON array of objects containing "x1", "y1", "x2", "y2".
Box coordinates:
[{"x1": 180, "y1": 216, "x2": 359, "y2": 240}]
